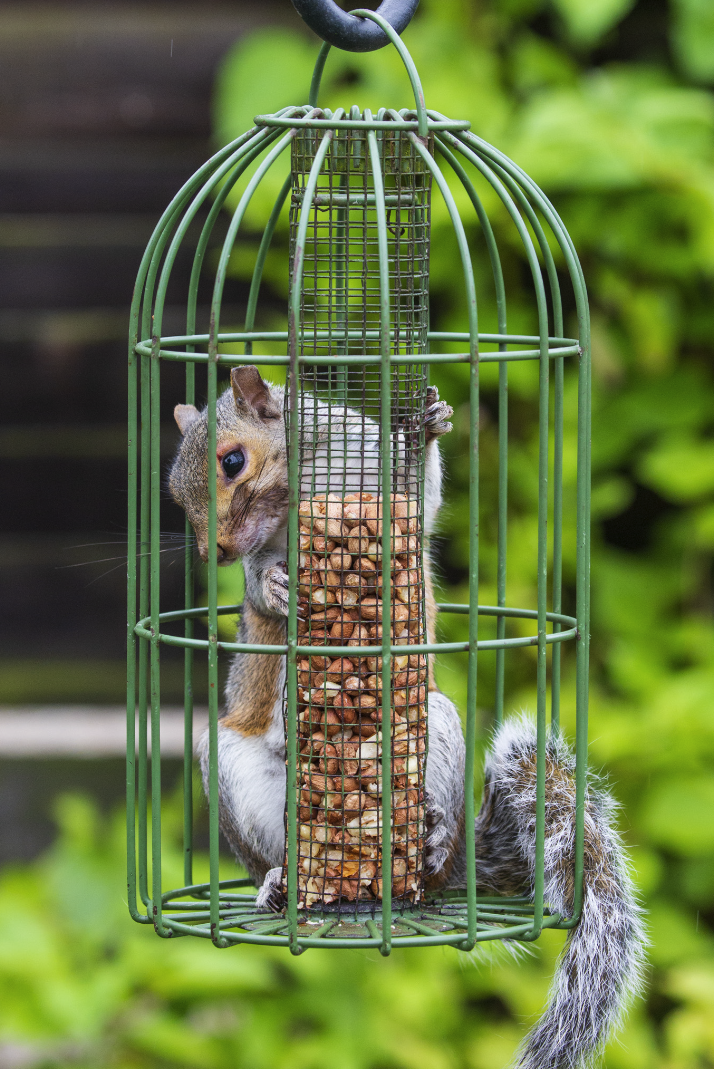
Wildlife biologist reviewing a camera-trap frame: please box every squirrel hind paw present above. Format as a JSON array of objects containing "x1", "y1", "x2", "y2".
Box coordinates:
[
  {"x1": 425, "y1": 846, "x2": 449, "y2": 876},
  {"x1": 424, "y1": 798, "x2": 450, "y2": 875},
  {"x1": 255, "y1": 867, "x2": 285, "y2": 912}
]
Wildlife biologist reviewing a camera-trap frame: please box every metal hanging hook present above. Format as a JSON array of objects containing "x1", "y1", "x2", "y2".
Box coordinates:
[{"x1": 291, "y1": 0, "x2": 419, "y2": 52}]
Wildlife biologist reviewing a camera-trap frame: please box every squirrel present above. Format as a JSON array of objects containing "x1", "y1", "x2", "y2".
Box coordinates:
[{"x1": 169, "y1": 365, "x2": 645, "y2": 1069}]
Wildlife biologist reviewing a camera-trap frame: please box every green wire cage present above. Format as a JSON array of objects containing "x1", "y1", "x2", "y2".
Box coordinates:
[{"x1": 127, "y1": 7, "x2": 590, "y2": 953}]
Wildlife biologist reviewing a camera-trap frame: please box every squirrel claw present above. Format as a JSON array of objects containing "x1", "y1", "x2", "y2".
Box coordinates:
[
  {"x1": 424, "y1": 386, "x2": 453, "y2": 442},
  {"x1": 425, "y1": 846, "x2": 449, "y2": 875},
  {"x1": 406, "y1": 386, "x2": 453, "y2": 444},
  {"x1": 255, "y1": 867, "x2": 284, "y2": 912}
]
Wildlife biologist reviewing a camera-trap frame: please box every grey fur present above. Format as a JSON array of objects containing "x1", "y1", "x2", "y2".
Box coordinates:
[{"x1": 474, "y1": 716, "x2": 647, "y2": 1069}]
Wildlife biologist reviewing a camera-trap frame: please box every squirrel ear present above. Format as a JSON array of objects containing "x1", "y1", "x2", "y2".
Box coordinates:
[
  {"x1": 231, "y1": 366, "x2": 281, "y2": 421},
  {"x1": 174, "y1": 404, "x2": 200, "y2": 435}
]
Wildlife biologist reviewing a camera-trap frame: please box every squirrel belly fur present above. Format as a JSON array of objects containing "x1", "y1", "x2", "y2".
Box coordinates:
[{"x1": 169, "y1": 366, "x2": 645, "y2": 1069}]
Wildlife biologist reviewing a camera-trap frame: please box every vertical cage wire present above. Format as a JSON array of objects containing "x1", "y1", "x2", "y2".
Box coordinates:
[{"x1": 284, "y1": 121, "x2": 432, "y2": 914}]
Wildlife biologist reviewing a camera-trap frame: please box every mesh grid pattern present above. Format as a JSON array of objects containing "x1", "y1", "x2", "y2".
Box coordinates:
[{"x1": 283, "y1": 121, "x2": 432, "y2": 911}]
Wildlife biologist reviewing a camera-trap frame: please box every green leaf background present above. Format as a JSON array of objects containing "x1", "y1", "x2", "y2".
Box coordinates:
[{"x1": 3, "y1": 0, "x2": 714, "y2": 1065}]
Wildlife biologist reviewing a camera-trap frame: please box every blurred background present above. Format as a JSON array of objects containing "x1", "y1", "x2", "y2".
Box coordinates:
[{"x1": 1, "y1": 0, "x2": 713, "y2": 1066}]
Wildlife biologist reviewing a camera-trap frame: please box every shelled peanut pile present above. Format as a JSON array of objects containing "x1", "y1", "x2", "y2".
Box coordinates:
[{"x1": 281, "y1": 492, "x2": 428, "y2": 910}]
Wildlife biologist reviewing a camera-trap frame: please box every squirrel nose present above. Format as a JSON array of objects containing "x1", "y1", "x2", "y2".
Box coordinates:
[{"x1": 196, "y1": 541, "x2": 214, "y2": 563}]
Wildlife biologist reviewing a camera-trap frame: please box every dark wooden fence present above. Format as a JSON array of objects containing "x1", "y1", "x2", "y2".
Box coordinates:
[{"x1": 0, "y1": 0, "x2": 287, "y2": 706}]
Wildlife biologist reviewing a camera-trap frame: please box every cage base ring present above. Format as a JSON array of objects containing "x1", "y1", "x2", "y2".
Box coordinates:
[{"x1": 149, "y1": 885, "x2": 566, "y2": 949}]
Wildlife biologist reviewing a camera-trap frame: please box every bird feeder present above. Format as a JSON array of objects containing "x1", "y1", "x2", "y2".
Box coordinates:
[{"x1": 127, "y1": 1, "x2": 591, "y2": 953}]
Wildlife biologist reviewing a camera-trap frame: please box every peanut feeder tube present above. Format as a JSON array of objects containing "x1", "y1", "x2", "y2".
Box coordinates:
[{"x1": 285, "y1": 492, "x2": 427, "y2": 909}]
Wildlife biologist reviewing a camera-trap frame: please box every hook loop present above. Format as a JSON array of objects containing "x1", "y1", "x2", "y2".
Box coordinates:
[
  {"x1": 308, "y1": 9, "x2": 428, "y2": 137},
  {"x1": 291, "y1": 0, "x2": 419, "y2": 52}
]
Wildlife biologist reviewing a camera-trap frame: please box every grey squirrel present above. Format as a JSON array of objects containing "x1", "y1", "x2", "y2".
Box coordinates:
[{"x1": 169, "y1": 365, "x2": 645, "y2": 1069}]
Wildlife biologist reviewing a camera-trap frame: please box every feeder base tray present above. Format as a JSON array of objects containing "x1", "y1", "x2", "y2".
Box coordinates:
[{"x1": 157, "y1": 882, "x2": 566, "y2": 950}]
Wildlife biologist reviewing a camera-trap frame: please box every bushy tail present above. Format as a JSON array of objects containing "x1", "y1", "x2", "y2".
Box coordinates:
[{"x1": 474, "y1": 717, "x2": 647, "y2": 1069}]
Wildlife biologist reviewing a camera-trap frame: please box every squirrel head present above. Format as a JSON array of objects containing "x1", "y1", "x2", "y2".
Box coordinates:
[{"x1": 169, "y1": 366, "x2": 288, "y2": 564}]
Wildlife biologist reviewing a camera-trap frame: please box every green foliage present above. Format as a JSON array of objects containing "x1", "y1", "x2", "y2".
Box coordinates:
[
  {"x1": 4, "y1": 0, "x2": 714, "y2": 1065},
  {"x1": 206, "y1": 1, "x2": 714, "y2": 1063},
  {"x1": 0, "y1": 796, "x2": 578, "y2": 1069}
]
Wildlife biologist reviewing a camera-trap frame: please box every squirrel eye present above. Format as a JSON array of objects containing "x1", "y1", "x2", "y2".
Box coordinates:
[{"x1": 221, "y1": 449, "x2": 245, "y2": 479}]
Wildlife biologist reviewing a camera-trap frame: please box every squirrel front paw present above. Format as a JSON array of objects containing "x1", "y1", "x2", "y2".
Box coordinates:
[
  {"x1": 255, "y1": 867, "x2": 285, "y2": 912},
  {"x1": 424, "y1": 386, "x2": 454, "y2": 442},
  {"x1": 263, "y1": 561, "x2": 306, "y2": 619},
  {"x1": 263, "y1": 562, "x2": 290, "y2": 617}
]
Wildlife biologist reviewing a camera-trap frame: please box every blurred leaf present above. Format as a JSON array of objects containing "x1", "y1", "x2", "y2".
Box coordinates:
[
  {"x1": 628, "y1": 846, "x2": 664, "y2": 897},
  {"x1": 666, "y1": 960, "x2": 714, "y2": 1007},
  {"x1": 508, "y1": 69, "x2": 714, "y2": 193},
  {"x1": 592, "y1": 368, "x2": 714, "y2": 471},
  {"x1": 638, "y1": 435, "x2": 714, "y2": 503},
  {"x1": 509, "y1": 33, "x2": 579, "y2": 93},
  {"x1": 214, "y1": 29, "x2": 317, "y2": 145},
  {"x1": 622, "y1": 287, "x2": 680, "y2": 374},
  {"x1": 591, "y1": 475, "x2": 634, "y2": 519},
  {"x1": 640, "y1": 776, "x2": 714, "y2": 855},
  {"x1": 692, "y1": 502, "x2": 714, "y2": 548},
  {"x1": 465, "y1": 1025, "x2": 522, "y2": 1068},
  {"x1": 672, "y1": 0, "x2": 714, "y2": 83},
  {"x1": 647, "y1": 901, "x2": 712, "y2": 967},
  {"x1": 680, "y1": 855, "x2": 714, "y2": 905},
  {"x1": 551, "y1": 0, "x2": 636, "y2": 47}
]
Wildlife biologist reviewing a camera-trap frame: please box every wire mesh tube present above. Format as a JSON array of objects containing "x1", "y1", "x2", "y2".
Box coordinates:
[{"x1": 283, "y1": 123, "x2": 432, "y2": 910}]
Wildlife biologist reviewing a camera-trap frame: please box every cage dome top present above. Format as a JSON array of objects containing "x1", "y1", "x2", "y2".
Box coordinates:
[{"x1": 132, "y1": 6, "x2": 588, "y2": 371}]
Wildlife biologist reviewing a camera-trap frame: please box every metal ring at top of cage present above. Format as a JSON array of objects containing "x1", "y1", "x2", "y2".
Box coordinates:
[{"x1": 292, "y1": 0, "x2": 419, "y2": 52}]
